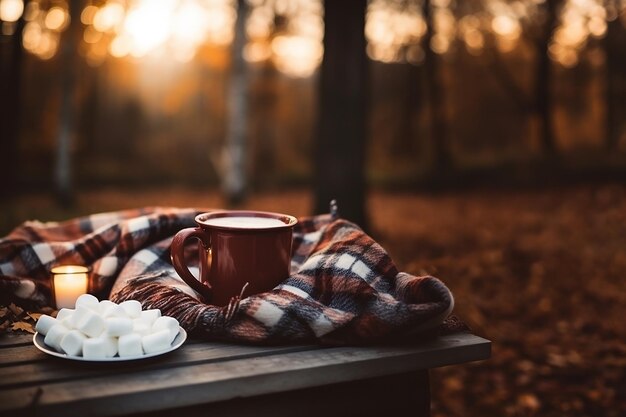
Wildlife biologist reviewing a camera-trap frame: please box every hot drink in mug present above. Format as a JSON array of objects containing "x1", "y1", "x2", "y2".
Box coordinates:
[{"x1": 170, "y1": 210, "x2": 297, "y2": 306}]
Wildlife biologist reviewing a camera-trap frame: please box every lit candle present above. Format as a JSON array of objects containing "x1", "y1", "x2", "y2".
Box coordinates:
[{"x1": 51, "y1": 265, "x2": 89, "y2": 309}]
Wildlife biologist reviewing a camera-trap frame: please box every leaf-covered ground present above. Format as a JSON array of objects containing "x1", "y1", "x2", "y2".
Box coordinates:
[
  {"x1": 370, "y1": 185, "x2": 626, "y2": 417},
  {"x1": 2, "y1": 184, "x2": 625, "y2": 416}
]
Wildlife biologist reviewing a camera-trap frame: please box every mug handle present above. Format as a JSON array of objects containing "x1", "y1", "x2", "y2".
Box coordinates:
[{"x1": 170, "y1": 227, "x2": 213, "y2": 301}]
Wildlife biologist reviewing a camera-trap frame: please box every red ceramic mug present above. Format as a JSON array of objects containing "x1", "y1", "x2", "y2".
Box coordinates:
[{"x1": 170, "y1": 210, "x2": 297, "y2": 306}]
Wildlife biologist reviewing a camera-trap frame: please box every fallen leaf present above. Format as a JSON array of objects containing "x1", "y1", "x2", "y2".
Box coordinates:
[
  {"x1": 8, "y1": 303, "x2": 24, "y2": 316},
  {"x1": 27, "y1": 312, "x2": 43, "y2": 321},
  {"x1": 11, "y1": 321, "x2": 35, "y2": 334},
  {"x1": 518, "y1": 393, "x2": 541, "y2": 411},
  {"x1": 0, "y1": 307, "x2": 8, "y2": 318}
]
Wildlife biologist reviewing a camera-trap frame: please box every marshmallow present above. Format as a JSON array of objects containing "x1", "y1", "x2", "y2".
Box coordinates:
[
  {"x1": 119, "y1": 333, "x2": 143, "y2": 357},
  {"x1": 35, "y1": 315, "x2": 58, "y2": 336},
  {"x1": 56, "y1": 308, "x2": 74, "y2": 321},
  {"x1": 70, "y1": 306, "x2": 92, "y2": 328},
  {"x1": 45, "y1": 300, "x2": 174, "y2": 359},
  {"x1": 152, "y1": 316, "x2": 179, "y2": 343},
  {"x1": 44, "y1": 324, "x2": 70, "y2": 352},
  {"x1": 75, "y1": 293, "x2": 100, "y2": 311},
  {"x1": 82, "y1": 337, "x2": 108, "y2": 359},
  {"x1": 132, "y1": 319, "x2": 151, "y2": 336},
  {"x1": 98, "y1": 300, "x2": 117, "y2": 315},
  {"x1": 102, "y1": 303, "x2": 126, "y2": 318},
  {"x1": 59, "y1": 315, "x2": 74, "y2": 329},
  {"x1": 105, "y1": 317, "x2": 133, "y2": 337},
  {"x1": 99, "y1": 335, "x2": 119, "y2": 357},
  {"x1": 119, "y1": 300, "x2": 142, "y2": 318},
  {"x1": 140, "y1": 309, "x2": 161, "y2": 325},
  {"x1": 60, "y1": 330, "x2": 87, "y2": 356},
  {"x1": 142, "y1": 329, "x2": 172, "y2": 354},
  {"x1": 75, "y1": 309, "x2": 105, "y2": 338},
  {"x1": 56, "y1": 308, "x2": 75, "y2": 329}
]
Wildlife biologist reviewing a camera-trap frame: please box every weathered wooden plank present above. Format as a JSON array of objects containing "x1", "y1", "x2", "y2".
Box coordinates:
[
  {"x1": 0, "y1": 332, "x2": 33, "y2": 347},
  {"x1": 0, "y1": 333, "x2": 490, "y2": 417},
  {"x1": 0, "y1": 344, "x2": 47, "y2": 366},
  {"x1": 0, "y1": 342, "x2": 316, "y2": 388}
]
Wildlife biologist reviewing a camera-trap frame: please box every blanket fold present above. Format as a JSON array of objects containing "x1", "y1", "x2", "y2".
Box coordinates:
[{"x1": 0, "y1": 208, "x2": 455, "y2": 344}]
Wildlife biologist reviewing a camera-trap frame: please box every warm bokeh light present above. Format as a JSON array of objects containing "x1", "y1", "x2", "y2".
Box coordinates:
[
  {"x1": 79, "y1": 0, "x2": 235, "y2": 64},
  {"x1": 80, "y1": 5, "x2": 97, "y2": 25},
  {"x1": 4, "y1": 0, "x2": 626, "y2": 71},
  {"x1": 243, "y1": 41, "x2": 272, "y2": 62},
  {"x1": 481, "y1": 0, "x2": 530, "y2": 54},
  {"x1": 18, "y1": 0, "x2": 66, "y2": 60},
  {"x1": 22, "y1": 21, "x2": 41, "y2": 50},
  {"x1": 92, "y1": 2, "x2": 125, "y2": 33},
  {"x1": 83, "y1": 25, "x2": 102, "y2": 44},
  {"x1": 464, "y1": 29, "x2": 485, "y2": 51},
  {"x1": 271, "y1": 34, "x2": 323, "y2": 77},
  {"x1": 0, "y1": 0, "x2": 23, "y2": 22},
  {"x1": 44, "y1": 7, "x2": 69, "y2": 32},
  {"x1": 588, "y1": 16, "x2": 607, "y2": 37},
  {"x1": 108, "y1": 33, "x2": 130, "y2": 57},
  {"x1": 366, "y1": 0, "x2": 427, "y2": 63},
  {"x1": 203, "y1": 0, "x2": 236, "y2": 45},
  {"x1": 243, "y1": 0, "x2": 323, "y2": 77},
  {"x1": 33, "y1": 30, "x2": 59, "y2": 60},
  {"x1": 432, "y1": 5, "x2": 455, "y2": 54},
  {"x1": 171, "y1": 1, "x2": 210, "y2": 46},
  {"x1": 491, "y1": 15, "x2": 521, "y2": 40},
  {"x1": 550, "y1": 0, "x2": 614, "y2": 67},
  {"x1": 458, "y1": 14, "x2": 483, "y2": 54},
  {"x1": 124, "y1": 3, "x2": 171, "y2": 56}
]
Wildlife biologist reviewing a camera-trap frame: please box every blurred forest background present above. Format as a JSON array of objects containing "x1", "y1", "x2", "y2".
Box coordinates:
[
  {"x1": 1, "y1": 0, "x2": 626, "y2": 416},
  {"x1": 1, "y1": 0, "x2": 625, "y2": 211}
]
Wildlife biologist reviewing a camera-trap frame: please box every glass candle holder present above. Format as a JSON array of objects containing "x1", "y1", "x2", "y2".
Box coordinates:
[{"x1": 50, "y1": 265, "x2": 89, "y2": 309}]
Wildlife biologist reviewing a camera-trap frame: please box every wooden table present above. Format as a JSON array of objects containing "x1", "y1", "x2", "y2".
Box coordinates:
[{"x1": 0, "y1": 331, "x2": 490, "y2": 417}]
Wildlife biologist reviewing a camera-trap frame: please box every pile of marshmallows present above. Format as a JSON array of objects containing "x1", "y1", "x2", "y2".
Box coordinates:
[{"x1": 35, "y1": 294, "x2": 180, "y2": 359}]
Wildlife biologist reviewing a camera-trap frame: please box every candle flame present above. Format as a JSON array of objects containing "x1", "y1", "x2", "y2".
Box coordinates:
[{"x1": 51, "y1": 265, "x2": 90, "y2": 274}]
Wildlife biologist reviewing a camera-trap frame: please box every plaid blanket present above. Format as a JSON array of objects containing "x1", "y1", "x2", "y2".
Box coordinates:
[{"x1": 0, "y1": 208, "x2": 455, "y2": 344}]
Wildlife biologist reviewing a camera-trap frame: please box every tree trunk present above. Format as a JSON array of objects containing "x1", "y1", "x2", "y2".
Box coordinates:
[
  {"x1": 0, "y1": 8, "x2": 26, "y2": 198},
  {"x1": 222, "y1": 0, "x2": 249, "y2": 205},
  {"x1": 55, "y1": 0, "x2": 82, "y2": 206},
  {"x1": 534, "y1": 0, "x2": 561, "y2": 158},
  {"x1": 252, "y1": 61, "x2": 277, "y2": 188},
  {"x1": 422, "y1": 0, "x2": 450, "y2": 173},
  {"x1": 313, "y1": 0, "x2": 369, "y2": 229},
  {"x1": 604, "y1": 13, "x2": 620, "y2": 151}
]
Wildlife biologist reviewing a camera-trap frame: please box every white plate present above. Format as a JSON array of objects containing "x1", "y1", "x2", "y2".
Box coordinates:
[{"x1": 33, "y1": 327, "x2": 187, "y2": 362}]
